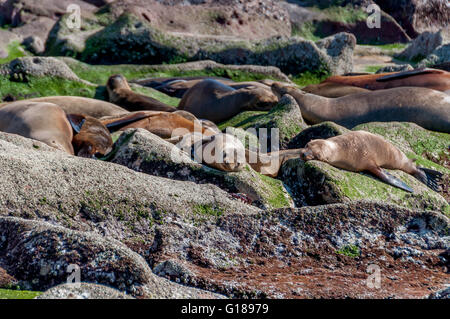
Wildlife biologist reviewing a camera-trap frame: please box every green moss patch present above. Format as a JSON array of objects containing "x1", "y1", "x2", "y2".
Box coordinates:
[
  {"x1": 336, "y1": 245, "x2": 360, "y2": 258},
  {"x1": 0, "y1": 288, "x2": 42, "y2": 299},
  {"x1": 0, "y1": 75, "x2": 97, "y2": 102},
  {"x1": 0, "y1": 41, "x2": 27, "y2": 64}
]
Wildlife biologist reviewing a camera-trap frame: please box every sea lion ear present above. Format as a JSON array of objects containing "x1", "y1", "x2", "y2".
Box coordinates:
[{"x1": 67, "y1": 114, "x2": 86, "y2": 133}]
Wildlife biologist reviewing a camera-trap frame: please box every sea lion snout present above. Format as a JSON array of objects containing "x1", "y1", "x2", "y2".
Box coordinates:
[{"x1": 299, "y1": 148, "x2": 315, "y2": 161}]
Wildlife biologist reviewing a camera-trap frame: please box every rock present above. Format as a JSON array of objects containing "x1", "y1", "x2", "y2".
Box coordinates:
[
  {"x1": 0, "y1": 267, "x2": 17, "y2": 289},
  {"x1": 219, "y1": 95, "x2": 309, "y2": 150},
  {"x1": 374, "y1": 0, "x2": 450, "y2": 38},
  {"x1": 22, "y1": 35, "x2": 45, "y2": 54},
  {"x1": 287, "y1": 122, "x2": 349, "y2": 149},
  {"x1": 375, "y1": 64, "x2": 413, "y2": 73},
  {"x1": 36, "y1": 283, "x2": 133, "y2": 299},
  {"x1": 417, "y1": 43, "x2": 450, "y2": 68},
  {"x1": 428, "y1": 287, "x2": 450, "y2": 299},
  {"x1": 0, "y1": 216, "x2": 223, "y2": 298},
  {"x1": 133, "y1": 60, "x2": 293, "y2": 84},
  {"x1": 51, "y1": 13, "x2": 355, "y2": 75},
  {"x1": 102, "y1": 0, "x2": 291, "y2": 41},
  {"x1": 280, "y1": 122, "x2": 449, "y2": 211},
  {"x1": 397, "y1": 27, "x2": 449, "y2": 62},
  {"x1": 0, "y1": 29, "x2": 20, "y2": 59},
  {"x1": 144, "y1": 200, "x2": 450, "y2": 298},
  {"x1": 108, "y1": 128, "x2": 294, "y2": 209},
  {"x1": 2, "y1": 57, "x2": 83, "y2": 82}
]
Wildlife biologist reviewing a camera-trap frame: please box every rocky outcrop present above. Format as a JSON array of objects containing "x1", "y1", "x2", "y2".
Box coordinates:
[
  {"x1": 0, "y1": 56, "x2": 84, "y2": 82},
  {"x1": 374, "y1": 0, "x2": 450, "y2": 38},
  {"x1": 281, "y1": 122, "x2": 449, "y2": 211},
  {"x1": 0, "y1": 216, "x2": 223, "y2": 298},
  {"x1": 375, "y1": 64, "x2": 413, "y2": 73},
  {"x1": 46, "y1": 13, "x2": 355, "y2": 75},
  {"x1": 417, "y1": 44, "x2": 450, "y2": 68},
  {"x1": 108, "y1": 128, "x2": 294, "y2": 209},
  {"x1": 397, "y1": 27, "x2": 449, "y2": 62},
  {"x1": 36, "y1": 283, "x2": 133, "y2": 299},
  {"x1": 219, "y1": 95, "x2": 309, "y2": 149}
]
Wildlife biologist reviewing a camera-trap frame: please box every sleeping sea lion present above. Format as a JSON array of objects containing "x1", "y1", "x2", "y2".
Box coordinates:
[
  {"x1": 272, "y1": 84, "x2": 450, "y2": 133},
  {"x1": 0, "y1": 101, "x2": 112, "y2": 157},
  {"x1": 107, "y1": 74, "x2": 177, "y2": 112},
  {"x1": 301, "y1": 82, "x2": 370, "y2": 98},
  {"x1": 323, "y1": 68, "x2": 450, "y2": 92},
  {"x1": 178, "y1": 79, "x2": 279, "y2": 123},
  {"x1": 100, "y1": 111, "x2": 218, "y2": 138},
  {"x1": 298, "y1": 131, "x2": 443, "y2": 192},
  {"x1": 16, "y1": 96, "x2": 128, "y2": 118}
]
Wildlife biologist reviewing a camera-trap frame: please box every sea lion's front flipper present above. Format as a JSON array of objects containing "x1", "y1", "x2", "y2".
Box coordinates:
[
  {"x1": 376, "y1": 68, "x2": 443, "y2": 82},
  {"x1": 369, "y1": 167, "x2": 414, "y2": 193},
  {"x1": 102, "y1": 112, "x2": 160, "y2": 132},
  {"x1": 67, "y1": 114, "x2": 86, "y2": 133}
]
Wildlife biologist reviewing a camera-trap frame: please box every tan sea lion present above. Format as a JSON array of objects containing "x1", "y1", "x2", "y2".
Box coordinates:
[
  {"x1": 178, "y1": 79, "x2": 279, "y2": 123},
  {"x1": 272, "y1": 84, "x2": 450, "y2": 133},
  {"x1": 0, "y1": 101, "x2": 113, "y2": 157},
  {"x1": 107, "y1": 74, "x2": 178, "y2": 112},
  {"x1": 298, "y1": 131, "x2": 443, "y2": 192},
  {"x1": 301, "y1": 82, "x2": 370, "y2": 98},
  {"x1": 323, "y1": 68, "x2": 450, "y2": 92},
  {"x1": 100, "y1": 111, "x2": 218, "y2": 138},
  {"x1": 19, "y1": 96, "x2": 128, "y2": 118}
]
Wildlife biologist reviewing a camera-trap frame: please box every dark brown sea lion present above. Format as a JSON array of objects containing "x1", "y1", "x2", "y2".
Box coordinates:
[
  {"x1": 178, "y1": 79, "x2": 279, "y2": 123},
  {"x1": 298, "y1": 131, "x2": 443, "y2": 192},
  {"x1": 272, "y1": 84, "x2": 450, "y2": 133},
  {"x1": 323, "y1": 68, "x2": 450, "y2": 92},
  {"x1": 0, "y1": 101, "x2": 113, "y2": 157},
  {"x1": 106, "y1": 74, "x2": 177, "y2": 112},
  {"x1": 16, "y1": 96, "x2": 128, "y2": 118},
  {"x1": 301, "y1": 82, "x2": 370, "y2": 98}
]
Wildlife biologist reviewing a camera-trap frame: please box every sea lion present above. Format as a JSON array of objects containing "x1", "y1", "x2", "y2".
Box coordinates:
[
  {"x1": 133, "y1": 76, "x2": 232, "y2": 89},
  {"x1": 100, "y1": 111, "x2": 218, "y2": 138},
  {"x1": 272, "y1": 84, "x2": 450, "y2": 133},
  {"x1": 245, "y1": 149, "x2": 305, "y2": 177},
  {"x1": 15, "y1": 96, "x2": 128, "y2": 118},
  {"x1": 106, "y1": 74, "x2": 177, "y2": 112},
  {"x1": 0, "y1": 101, "x2": 113, "y2": 157},
  {"x1": 323, "y1": 68, "x2": 450, "y2": 92},
  {"x1": 298, "y1": 131, "x2": 443, "y2": 192},
  {"x1": 178, "y1": 79, "x2": 279, "y2": 123},
  {"x1": 301, "y1": 82, "x2": 370, "y2": 98},
  {"x1": 151, "y1": 78, "x2": 271, "y2": 99}
]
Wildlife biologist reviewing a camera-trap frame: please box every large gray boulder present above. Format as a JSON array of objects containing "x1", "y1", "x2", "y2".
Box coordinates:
[
  {"x1": 37, "y1": 283, "x2": 133, "y2": 299},
  {"x1": 0, "y1": 216, "x2": 223, "y2": 298}
]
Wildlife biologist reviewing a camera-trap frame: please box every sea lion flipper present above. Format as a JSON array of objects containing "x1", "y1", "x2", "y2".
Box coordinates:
[
  {"x1": 66, "y1": 114, "x2": 86, "y2": 133},
  {"x1": 369, "y1": 167, "x2": 414, "y2": 193},
  {"x1": 413, "y1": 167, "x2": 443, "y2": 192},
  {"x1": 376, "y1": 68, "x2": 443, "y2": 82},
  {"x1": 102, "y1": 112, "x2": 154, "y2": 132}
]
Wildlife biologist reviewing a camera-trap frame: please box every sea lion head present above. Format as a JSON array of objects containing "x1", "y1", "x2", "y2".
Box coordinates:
[
  {"x1": 67, "y1": 114, "x2": 113, "y2": 158},
  {"x1": 195, "y1": 133, "x2": 246, "y2": 172},
  {"x1": 107, "y1": 74, "x2": 131, "y2": 98},
  {"x1": 240, "y1": 86, "x2": 278, "y2": 111},
  {"x1": 299, "y1": 139, "x2": 334, "y2": 163},
  {"x1": 271, "y1": 82, "x2": 300, "y2": 98}
]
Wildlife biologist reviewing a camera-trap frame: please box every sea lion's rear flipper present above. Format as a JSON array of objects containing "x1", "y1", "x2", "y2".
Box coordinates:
[
  {"x1": 413, "y1": 167, "x2": 443, "y2": 192},
  {"x1": 376, "y1": 68, "x2": 443, "y2": 82},
  {"x1": 67, "y1": 114, "x2": 86, "y2": 133},
  {"x1": 369, "y1": 167, "x2": 414, "y2": 193}
]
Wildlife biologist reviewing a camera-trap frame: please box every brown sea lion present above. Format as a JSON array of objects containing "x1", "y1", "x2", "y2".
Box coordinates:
[
  {"x1": 178, "y1": 79, "x2": 279, "y2": 123},
  {"x1": 301, "y1": 82, "x2": 370, "y2": 98},
  {"x1": 272, "y1": 84, "x2": 450, "y2": 133},
  {"x1": 323, "y1": 68, "x2": 450, "y2": 92},
  {"x1": 18, "y1": 96, "x2": 128, "y2": 118},
  {"x1": 245, "y1": 149, "x2": 305, "y2": 177},
  {"x1": 298, "y1": 131, "x2": 443, "y2": 192},
  {"x1": 106, "y1": 74, "x2": 177, "y2": 112},
  {"x1": 0, "y1": 101, "x2": 113, "y2": 157},
  {"x1": 100, "y1": 111, "x2": 218, "y2": 138}
]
